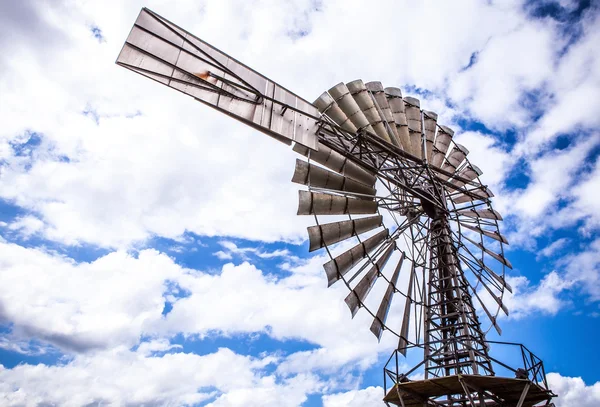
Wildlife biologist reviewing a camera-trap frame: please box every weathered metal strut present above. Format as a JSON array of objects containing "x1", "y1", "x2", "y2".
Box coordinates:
[{"x1": 424, "y1": 217, "x2": 494, "y2": 379}]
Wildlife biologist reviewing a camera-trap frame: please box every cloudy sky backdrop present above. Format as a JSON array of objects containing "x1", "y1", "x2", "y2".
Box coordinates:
[{"x1": 0, "y1": 0, "x2": 599, "y2": 405}]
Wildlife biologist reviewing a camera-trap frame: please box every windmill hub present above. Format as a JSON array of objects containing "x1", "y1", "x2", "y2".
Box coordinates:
[{"x1": 413, "y1": 187, "x2": 443, "y2": 219}]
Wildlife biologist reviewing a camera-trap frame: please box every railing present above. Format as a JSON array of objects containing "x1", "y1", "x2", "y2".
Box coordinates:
[{"x1": 384, "y1": 339, "x2": 551, "y2": 396}]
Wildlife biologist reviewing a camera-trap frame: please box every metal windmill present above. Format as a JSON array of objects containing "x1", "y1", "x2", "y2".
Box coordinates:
[{"x1": 116, "y1": 8, "x2": 556, "y2": 406}]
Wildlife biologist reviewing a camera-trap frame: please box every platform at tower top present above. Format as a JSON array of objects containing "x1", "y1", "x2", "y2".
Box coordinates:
[{"x1": 383, "y1": 374, "x2": 555, "y2": 407}]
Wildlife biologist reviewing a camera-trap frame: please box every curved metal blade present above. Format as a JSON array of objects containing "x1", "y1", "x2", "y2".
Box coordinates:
[
  {"x1": 450, "y1": 164, "x2": 482, "y2": 188},
  {"x1": 323, "y1": 229, "x2": 389, "y2": 286},
  {"x1": 307, "y1": 215, "x2": 383, "y2": 252},
  {"x1": 292, "y1": 159, "x2": 376, "y2": 197},
  {"x1": 431, "y1": 125, "x2": 454, "y2": 168},
  {"x1": 423, "y1": 111, "x2": 438, "y2": 163},
  {"x1": 469, "y1": 283, "x2": 503, "y2": 335},
  {"x1": 441, "y1": 144, "x2": 469, "y2": 178},
  {"x1": 457, "y1": 208, "x2": 503, "y2": 221},
  {"x1": 384, "y1": 87, "x2": 411, "y2": 152},
  {"x1": 404, "y1": 96, "x2": 422, "y2": 158},
  {"x1": 463, "y1": 235, "x2": 513, "y2": 269},
  {"x1": 459, "y1": 222, "x2": 509, "y2": 244},
  {"x1": 458, "y1": 250, "x2": 514, "y2": 294},
  {"x1": 293, "y1": 142, "x2": 377, "y2": 186},
  {"x1": 347, "y1": 80, "x2": 391, "y2": 143},
  {"x1": 297, "y1": 191, "x2": 378, "y2": 215},
  {"x1": 345, "y1": 242, "x2": 396, "y2": 317},
  {"x1": 366, "y1": 81, "x2": 401, "y2": 147},
  {"x1": 370, "y1": 252, "x2": 404, "y2": 340},
  {"x1": 450, "y1": 186, "x2": 494, "y2": 203},
  {"x1": 398, "y1": 262, "x2": 416, "y2": 356},
  {"x1": 313, "y1": 91, "x2": 358, "y2": 133},
  {"x1": 475, "y1": 258, "x2": 513, "y2": 293},
  {"x1": 328, "y1": 82, "x2": 374, "y2": 133}
]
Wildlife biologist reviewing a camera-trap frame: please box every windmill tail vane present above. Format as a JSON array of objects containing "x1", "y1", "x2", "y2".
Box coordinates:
[{"x1": 116, "y1": 8, "x2": 557, "y2": 407}]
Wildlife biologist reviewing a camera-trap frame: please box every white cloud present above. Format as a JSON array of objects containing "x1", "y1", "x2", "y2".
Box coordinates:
[
  {"x1": 0, "y1": 346, "x2": 317, "y2": 407},
  {"x1": 322, "y1": 386, "x2": 383, "y2": 407},
  {"x1": 570, "y1": 156, "x2": 600, "y2": 234},
  {"x1": 6, "y1": 215, "x2": 44, "y2": 239},
  {"x1": 213, "y1": 241, "x2": 297, "y2": 262},
  {"x1": 559, "y1": 238, "x2": 600, "y2": 301},
  {"x1": 548, "y1": 373, "x2": 600, "y2": 407},
  {"x1": 493, "y1": 271, "x2": 573, "y2": 320},
  {"x1": 513, "y1": 140, "x2": 594, "y2": 219},
  {"x1": 537, "y1": 237, "x2": 570, "y2": 259},
  {"x1": 0, "y1": 239, "x2": 396, "y2": 373},
  {"x1": 0, "y1": 242, "x2": 180, "y2": 352},
  {"x1": 214, "y1": 250, "x2": 234, "y2": 260},
  {"x1": 518, "y1": 10, "x2": 600, "y2": 154},
  {"x1": 504, "y1": 138, "x2": 598, "y2": 247},
  {"x1": 449, "y1": 16, "x2": 558, "y2": 129},
  {"x1": 163, "y1": 255, "x2": 397, "y2": 372}
]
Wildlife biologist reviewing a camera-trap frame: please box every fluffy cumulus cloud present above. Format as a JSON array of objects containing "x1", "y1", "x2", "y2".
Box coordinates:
[
  {"x1": 548, "y1": 373, "x2": 600, "y2": 407},
  {"x1": 0, "y1": 243, "x2": 179, "y2": 352},
  {"x1": 0, "y1": 241, "x2": 393, "y2": 365},
  {"x1": 322, "y1": 386, "x2": 383, "y2": 407},
  {"x1": 0, "y1": 0, "x2": 599, "y2": 405},
  {"x1": 0, "y1": 346, "x2": 319, "y2": 407},
  {"x1": 0, "y1": 240, "x2": 397, "y2": 403},
  {"x1": 503, "y1": 271, "x2": 573, "y2": 319}
]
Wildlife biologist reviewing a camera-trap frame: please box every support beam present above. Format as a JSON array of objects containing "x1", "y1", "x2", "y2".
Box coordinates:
[
  {"x1": 458, "y1": 375, "x2": 477, "y2": 407},
  {"x1": 517, "y1": 383, "x2": 531, "y2": 407}
]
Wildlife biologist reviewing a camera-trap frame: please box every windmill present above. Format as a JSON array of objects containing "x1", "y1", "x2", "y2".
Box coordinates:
[{"x1": 116, "y1": 8, "x2": 556, "y2": 406}]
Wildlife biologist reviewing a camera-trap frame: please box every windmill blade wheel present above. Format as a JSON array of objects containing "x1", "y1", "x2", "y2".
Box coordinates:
[{"x1": 293, "y1": 80, "x2": 511, "y2": 354}]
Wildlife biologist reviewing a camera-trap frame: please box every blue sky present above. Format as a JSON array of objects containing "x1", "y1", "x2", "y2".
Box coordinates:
[{"x1": 0, "y1": 0, "x2": 599, "y2": 406}]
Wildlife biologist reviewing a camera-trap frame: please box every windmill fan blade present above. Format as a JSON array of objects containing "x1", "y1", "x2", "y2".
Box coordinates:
[
  {"x1": 423, "y1": 111, "x2": 438, "y2": 163},
  {"x1": 470, "y1": 284, "x2": 503, "y2": 335},
  {"x1": 463, "y1": 235, "x2": 513, "y2": 269},
  {"x1": 479, "y1": 278, "x2": 510, "y2": 317},
  {"x1": 297, "y1": 191, "x2": 378, "y2": 215},
  {"x1": 404, "y1": 97, "x2": 422, "y2": 158},
  {"x1": 398, "y1": 264, "x2": 416, "y2": 356},
  {"x1": 328, "y1": 82, "x2": 374, "y2": 134},
  {"x1": 313, "y1": 91, "x2": 358, "y2": 133},
  {"x1": 323, "y1": 229, "x2": 389, "y2": 286},
  {"x1": 345, "y1": 242, "x2": 396, "y2": 317},
  {"x1": 307, "y1": 215, "x2": 383, "y2": 252},
  {"x1": 451, "y1": 186, "x2": 495, "y2": 203},
  {"x1": 347, "y1": 80, "x2": 392, "y2": 143},
  {"x1": 370, "y1": 252, "x2": 404, "y2": 340},
  {"x1": 459, "y1": 222, "x2": 509, "y2": 244},
  {"x1": 451, "y1": 164, "x2": 482, "y2": 188},
  {"x1": 384, "y1": 87, "x2": 411, "y2": 152},
  {"x1": 292, "y1": 159, "x2": 376, "y2": 197},
  {"x1": 366, "y1": 81, "x2": 401, "y2": 147},
  {"x1": 431, "y1": 125, "x2": 454, "y2": 168},
  {"x1": 469, "y1": 256, "x2": 513, "y2": 293},
  {"x1": 293, "y1": 142, "x2": 377, "y2": 186},
  {"x1": 461, "y1": 254, "x2": 510, "y2": 317},
  {"x1": 441, "y1": 144, "x2": 469, "y2": 178},
  {"x1": 457, "y1": 208, "x2": 503, "y2": 221}
]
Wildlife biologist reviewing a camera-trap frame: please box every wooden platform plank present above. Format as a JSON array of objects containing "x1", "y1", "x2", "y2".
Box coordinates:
[{"x1": 383, "y1": 375, "x2": 553, "y2": 406}]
